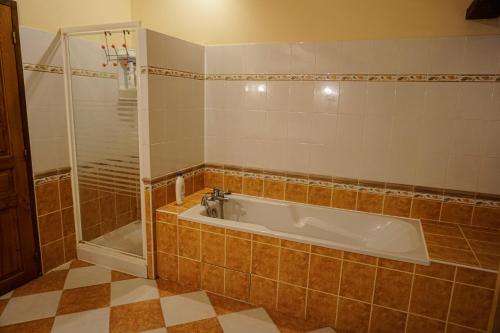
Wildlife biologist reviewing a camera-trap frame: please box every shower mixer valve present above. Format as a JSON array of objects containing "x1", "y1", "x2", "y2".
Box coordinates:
[{"x1": 201, "y1": 187, "x2": 231, "y2": 219}]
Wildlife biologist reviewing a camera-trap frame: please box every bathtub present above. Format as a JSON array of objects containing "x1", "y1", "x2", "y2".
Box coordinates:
[{"x1": 179, "y1": 194, "x2": 430, "y2": 265}]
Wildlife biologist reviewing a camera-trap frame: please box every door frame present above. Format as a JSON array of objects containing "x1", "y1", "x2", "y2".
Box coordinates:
[{"x1": 0, "y1": 0, "x2": 42, "y2": 277}]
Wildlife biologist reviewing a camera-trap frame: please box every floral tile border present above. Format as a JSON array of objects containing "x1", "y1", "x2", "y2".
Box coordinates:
[
  {"x1": 206, "y1": 73, "x2": 500, "y2": 82},
  {"x1": 141, "y1": 65, "x2": 500, "y2": 82},
  {"x1": 23, "y1": 63, "x2": 118, "y2": 79},
  {"x1": 23, "y1": 63, "x2": 64, "y2": 74},
  {"x1": 71, "y1": 68, "x2": 117, "y2": 79},
  {"x1": 34, "y1": 170, "x2": 71, "y2": 185},
  {"x1": 25, "y1": 63, "x2": 500, "y2": 82},
  {"x1": 141, "y1": 66, "x2": 205, "y2": 80},
  {"x1": 201, "y1": 165, "x2": 500, "y2": 208}
]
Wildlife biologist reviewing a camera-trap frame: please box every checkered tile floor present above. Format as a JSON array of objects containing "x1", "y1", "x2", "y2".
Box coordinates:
[{"x1": 0, "y1": 260, "x2": 335, "y2": 333}]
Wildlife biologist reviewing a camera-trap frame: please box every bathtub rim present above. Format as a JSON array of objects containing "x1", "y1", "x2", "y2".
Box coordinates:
[{"x1": 177, "y1": 193, "x2": 431, "y2": 266}]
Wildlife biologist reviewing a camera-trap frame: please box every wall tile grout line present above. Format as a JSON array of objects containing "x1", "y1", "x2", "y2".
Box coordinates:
[
  {"x1": 403, "y1": 263, "x2": 417, "y2": 332},
  {"x1": 443, "y1": 268, "x2": 458, "y2": 333},
  {"x1": 366, "y1": 257, "x2": 379, "y2": 333}
]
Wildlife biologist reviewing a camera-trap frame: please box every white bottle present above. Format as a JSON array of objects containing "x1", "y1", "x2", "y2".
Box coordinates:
[{"x1": 175, "y1": 172, "x2": 185, "y2": 205}]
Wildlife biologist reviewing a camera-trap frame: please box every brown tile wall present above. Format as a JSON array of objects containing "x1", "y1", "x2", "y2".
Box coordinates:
[
  {"x1": 34, "y1": 177, "x2": 76, "y2": 273},
  {"x1": 204, "y1": 168, "x2": 500, "y2": 231},
  {"x1": 155, "y1": 207, "x2": 499, "y2": 333},
  {"x1": 79, "y1": 185, "x2": 140, "y2": 242}
]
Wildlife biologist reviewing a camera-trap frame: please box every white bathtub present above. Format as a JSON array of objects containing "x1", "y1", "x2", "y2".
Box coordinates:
[{"x1": 179, "y1": 194, "x2": 430, "y2": 265}]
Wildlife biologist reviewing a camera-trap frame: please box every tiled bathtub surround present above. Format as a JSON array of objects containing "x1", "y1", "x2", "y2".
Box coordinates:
[
  {"x1": 205, "y1": 35, "x2": 500, "y2": 197},
  {"x1": 203, "y1": 164, "x2": 500, "y2": 219},
  {"x1": 144, "y1": 164, "x2": 206, "y2": 278},
  {"x1": 23, "y1": 63, "x2": 118, "y2": 79},
  {"x1": 155, "y1": 190, "x2": 500, "y2": 333},
  {"x1": 34, "y1": 170, "x2": 76, "y2": 273},
  {"x1": 203, "y1": 164, "x2": 500, "y2": 270}
]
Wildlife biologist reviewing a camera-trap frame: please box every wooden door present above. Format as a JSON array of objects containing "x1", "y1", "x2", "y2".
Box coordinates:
[{"x1": 0, "y1": 0, "x2": 40, "y2": 295}]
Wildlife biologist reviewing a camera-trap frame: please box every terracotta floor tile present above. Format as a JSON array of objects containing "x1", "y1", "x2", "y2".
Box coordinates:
[
  {"x1": 0, "y1": 299, "x2": 8, "y2": 316},
  {"x1": 267, "y1": 309, "x2": 325, "y2": 332},
  {"x1": 110, "y1": 299, "x2": 165, "y2": 333},
  {"x1": 206, "y1": 292, "x2": 256, "y2": 315},
  {"x1": 111, "y1": 270, "x2": 137, "y2": 282},
  {"x1": 167, "y1": 317, "x2": 222, "y2": 333},
  {"x1": 0, "y1": 317, "x2": 54, "y2": 333},
  {"x1": 69, "y1": 260, "x2": 94, "y2": 269},
  {"x1": 156, "y1": 279, "x2": 199, "y2": 298},
  {"x1": 218, "y1": 308, "x2": 281, "y2": 333},
  {"x1": 57, "y1": 283, "x2": 110, "y2": 315},
  {"x1": 13, "y1": 270, "x2": 68, "y2": 297}
]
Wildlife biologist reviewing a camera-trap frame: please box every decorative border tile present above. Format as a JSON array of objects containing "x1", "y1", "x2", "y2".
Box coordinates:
[
  {"x1": 205, "y1": 73, "x2": 500, "y2": 82},
  {"x1": 26, "y1": 64, "x2": 500, "y2": 82},
  {"x1": 141, "y1": 66, "x2": 205, "y2": 80},
  {"x1": 203, "y1": 164, "x2": 500, "y2": 207},
  {"x1": 71, "y1": 68, "x2": 117, "y2": 79},
  {"x1": 34, "y1": 170, "x2": 71, "y2": 186},
  {"x1": 23, "y1": 63, "x2": 118, "y2": 79},
  {"x1": 23, "y1": 63, "x2": 64, "y2": 74},
  {"x1": 141, "y1": 65, "x2": 500, "y2": 82}
]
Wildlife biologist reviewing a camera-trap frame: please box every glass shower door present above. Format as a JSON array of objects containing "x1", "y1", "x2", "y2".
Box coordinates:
[{"x1": 67, "y1": 31, "x2": 142, "y2": 257}]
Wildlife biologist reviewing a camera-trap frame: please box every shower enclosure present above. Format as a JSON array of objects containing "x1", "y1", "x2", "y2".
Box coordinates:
[{"x1": 61, "y1": 22, "x2": 146, "y2": 276}]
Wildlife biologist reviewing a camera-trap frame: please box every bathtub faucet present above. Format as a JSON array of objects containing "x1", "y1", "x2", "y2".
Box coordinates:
[{"x1": 201, "y1": 187, "x2": 231, "y2": 219}]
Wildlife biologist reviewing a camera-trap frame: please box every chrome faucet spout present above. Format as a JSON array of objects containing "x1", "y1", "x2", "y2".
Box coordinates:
[{"x1": 200, "y1": 187, "x2": 231, "y2": 219}]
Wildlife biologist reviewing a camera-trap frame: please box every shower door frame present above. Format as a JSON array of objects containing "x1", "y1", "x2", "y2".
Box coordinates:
[{"x1": 61, "y1": 22, "x2": 148, "y2": 277}]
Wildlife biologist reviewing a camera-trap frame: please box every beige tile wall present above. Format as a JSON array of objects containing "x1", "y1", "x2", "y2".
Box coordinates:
[
  {"x1": 205, "y1": 36, "x2": 500, "y2": 195},
  {"x1": 145, "y1": 30, "x2": 205, "y2": 179}
]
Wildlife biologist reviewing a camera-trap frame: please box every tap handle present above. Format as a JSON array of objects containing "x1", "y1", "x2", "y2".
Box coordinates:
[{"x1": 212, "y1": 187, "x2": 231, "y2": 198}]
